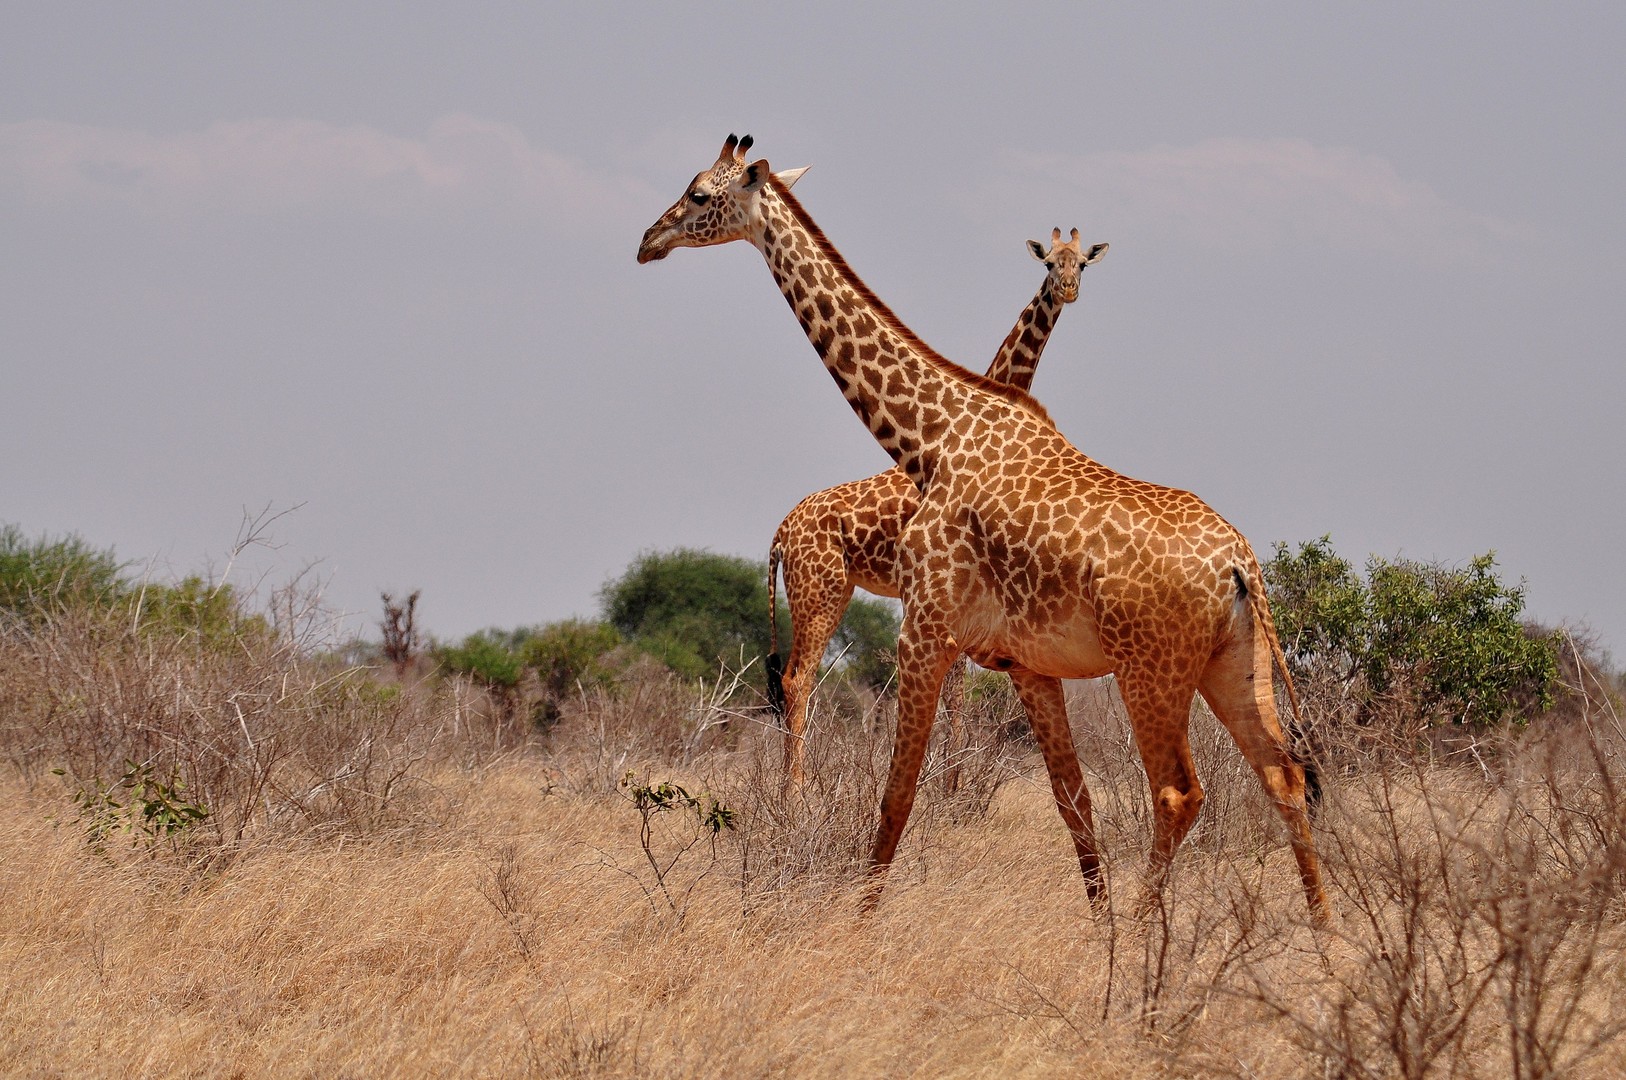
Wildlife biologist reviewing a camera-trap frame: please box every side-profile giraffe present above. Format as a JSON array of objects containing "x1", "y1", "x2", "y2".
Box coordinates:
[
  {"x1": 767, "y1": 229, "x2": 1108, "y2": 790},
  {"x1": 638, "y1": 135, "x2": 1328, "y2": 921}
]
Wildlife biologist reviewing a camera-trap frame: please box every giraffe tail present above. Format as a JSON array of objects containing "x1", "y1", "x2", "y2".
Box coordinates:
[
  {"x1": 1238, "y1": 567, "x2": 1321, "y2": 815},
  {"x1": 766, "y1": 543, "x2": 786, "y2": 718}
]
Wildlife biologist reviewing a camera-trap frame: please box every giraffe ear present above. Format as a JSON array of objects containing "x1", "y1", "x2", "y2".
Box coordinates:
[
  {"x1": 740, "y1": 159, "x2": 772, "y2": 193},
  {"x1": 772, "y1": 165, "x2": 810, "y2": 189},
  {"x1": 1082, "y1": 242, "x2": 1109, "y2": 266},
  {"x1": 1027, "y1": 239, "x2": 1048, "y2": 261}
]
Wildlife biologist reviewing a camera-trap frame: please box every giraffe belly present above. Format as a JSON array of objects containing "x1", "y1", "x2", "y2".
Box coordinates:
[
  {"x1": 847, "y1": 570, "x2": 901, "y2": 600},
  {"x1": 955, "y1": 594, "x2": 1113, "y2": 680}
]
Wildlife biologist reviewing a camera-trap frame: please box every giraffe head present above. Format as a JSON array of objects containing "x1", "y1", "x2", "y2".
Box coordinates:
[
  {"x1": 1025, "y1": 228, "x2": 1109, "y2": 304},
  {"x1": 637, "y1": 134, "x2": 808, "y2": 263}
]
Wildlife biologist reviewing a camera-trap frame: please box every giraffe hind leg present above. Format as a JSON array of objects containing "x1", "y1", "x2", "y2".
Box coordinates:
[
  {"x1": 938, "y1": 655, "x2": 968, "y2": 795},
  {"x1": 1009, "y1": 669, "x2": 1105, "y2": 907},
  {"x1": 1115, "y1": 669, "x2": 1205, "y2": 918},
  {"x1": 778, "y1": 535, "x2": 854, "y2": 792},
  {"x1": 779, "y1": 594, "x2": 850, "y2": 791},
  {"x1": 1198, "y1": 632, "x2": 1331, "y2": 924}
]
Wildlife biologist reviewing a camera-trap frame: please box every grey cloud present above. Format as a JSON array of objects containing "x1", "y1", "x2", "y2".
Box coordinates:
[
  {"x1": 0, "y1": 115, "x2": 651, "y2": 223},
  {"x1": 1001, "y1": 138, "x2": 1533, "y2": 265}
]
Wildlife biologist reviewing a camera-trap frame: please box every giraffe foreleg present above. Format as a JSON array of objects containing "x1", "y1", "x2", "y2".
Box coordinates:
[
  {"x1": 938, "y1": 655, "x2": 968, "y2": 795},
  {"x1": 863, "y1": 625, "x2": 960, "y2": 910}
]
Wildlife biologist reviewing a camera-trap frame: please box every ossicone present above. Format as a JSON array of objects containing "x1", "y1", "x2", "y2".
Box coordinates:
[{"x1": 722, "y1": 133, "x2": 754, "y2": 162}]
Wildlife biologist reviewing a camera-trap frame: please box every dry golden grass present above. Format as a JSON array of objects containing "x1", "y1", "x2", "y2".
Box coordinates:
[
  {"x1": 0, "y1": 756, "x2": 1305, "y2": 1078},
  {"x1": 4, "y1": 612, "x2": 1626, "y2": 1077}
]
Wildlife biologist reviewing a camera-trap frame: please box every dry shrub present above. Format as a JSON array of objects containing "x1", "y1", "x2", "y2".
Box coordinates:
[
  {"x1": 1228, "y1": 711, "x2": 1626, "y2": 1079},
  {"x1": 0, "y1": 601, "x2": 525, "y2": 860},
  {"x1": 702, "y1": 663, "x2": 1032, "y2": 915},
  {"x1": 542, "y1": 654, "x2": 754, "y2": 792},
  {"x1": 1064, "y1": 678, "x2": 1154, "y2": 856},
  {"x1": 514, "y1": 1008, "x2": 650, "y2": 1079},
  {"x1": 938, "y1": 667, "x2": 1031, "y2": 822},
  {"x1": 5, "y1": 603, "x2": 1626, "y2": 1078},
  {"x1": 725, "y1": 694, "x2": 895, "y2": 905}
]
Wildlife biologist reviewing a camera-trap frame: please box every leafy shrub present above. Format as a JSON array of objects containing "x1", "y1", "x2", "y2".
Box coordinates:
[
  {"x1": 522, "y1": 619, "x2": 623, "y2": 706},
  {"x1": 438, "y1": 628, "x2": 529, "y2": 690},
  {"x1": 0, "y1": 524, "x2": 125, "y2": 618},
  {"x1": 600, "y1": 548, "x2": 773, "y2": 680},
  {"x1": 1261, "y1": 536, "x2": 1367, "y2": 689},
  {"x1": 1364, "y1": 554, "x2": 1558, "y2": 724},
  {"x1": 133, "y1": 575, "x2": 271, "y2": 650},
  {"x1": 58, "y1": 759, "x2": 210, "y2": 850},
  {"x1": 436, "y1": 620, "x2": 623, "y2": 726},
  {"x1": 829, "y1": 595, "x2": 900, "y2": 691},
  {"x1": 2, "y1": 525, "x2": 268, "y2": 652},
  {"x1": 1265, "y1": 536, "x2": 1559, "y2": 728}
]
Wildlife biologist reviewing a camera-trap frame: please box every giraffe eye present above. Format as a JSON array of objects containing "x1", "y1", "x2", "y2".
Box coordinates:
[{"x1": 689, "y1": 191, "x2": 710, "y2": 206}]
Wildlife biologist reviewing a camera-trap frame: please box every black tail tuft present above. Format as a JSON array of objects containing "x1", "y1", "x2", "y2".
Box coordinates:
[
  {"x1": 1301, "y1": 754, "x2": 1323, "y2": 818},
  {"x1": 766, "y1": 651, "x2": 786, "y2": 720}
]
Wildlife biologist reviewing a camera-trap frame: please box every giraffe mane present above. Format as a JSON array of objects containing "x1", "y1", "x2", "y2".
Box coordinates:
[{"x1": 767, "y1": 176, "x2": 1055, "y2": 429}]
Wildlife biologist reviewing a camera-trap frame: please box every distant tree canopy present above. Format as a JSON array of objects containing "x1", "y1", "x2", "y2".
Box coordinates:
[
  {"x1": 598, "y1": 547, "x2": 903, "y2": 689},
  {"x1": 829, "y1": 594, "x2": 901, "y2": 691},
  {"x1": 0, "y1": 524, "x2": 264, "y2": 647},
  {"x1": 600, "y1": 548, "x2": 773, "y2": 681},
  {"x1": 1264, "y1": 536, "x2": 1559, "y2": 727}
]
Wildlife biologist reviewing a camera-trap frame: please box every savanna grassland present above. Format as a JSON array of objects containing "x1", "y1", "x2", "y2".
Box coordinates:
[{"x1": 3, "y1": 600, "x2": 1626, "y2": 1079}]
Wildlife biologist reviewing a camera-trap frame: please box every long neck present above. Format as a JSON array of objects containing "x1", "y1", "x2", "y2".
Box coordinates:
[
  {"x1": 984, "y1": 278, "x2": 1065, "y2": 392},
  {"x1": 751, "y1": 180, "x2": 1045, "y2": 484}
]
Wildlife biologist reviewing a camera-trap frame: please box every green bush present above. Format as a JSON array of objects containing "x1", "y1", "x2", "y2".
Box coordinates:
[
  {"x1": 0, "y1": 524, "x2": 125, "y2": 617},
  {"x1": 1262, "y1": 536, "x2": 1366, "y2": 688},
  {"x1": 1265, "y1": 537, "x2": 1559, "y2": 727},
  {"x1": 600, "y1": 548, "x2": 773, "y2": 680},
  {"x1": 829, "y1": 595, "x2": 900, "y2": 691},
  {"x1": 521, "y1": 619, "x2": 623, "y2": 697},
  {"x1": 2, "y1": 524, "x2": 267, "y2": 649},
  {"x1": 133, "y1": 575, "x2": 271, "y2": 650},
  {"x1": 438, "y1": 628, "x2": 529, "y2": 690},
  {"x1": 435, "y1": 619, "x2": 624, "y2": 726}
]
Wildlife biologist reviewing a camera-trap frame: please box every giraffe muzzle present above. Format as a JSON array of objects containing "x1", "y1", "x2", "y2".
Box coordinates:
[{"x1": 636, "y1": 230, "x2": 671, "y2": 263}]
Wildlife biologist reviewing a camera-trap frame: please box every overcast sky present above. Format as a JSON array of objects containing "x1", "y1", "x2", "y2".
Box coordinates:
[{"x1": 4, "y1": 4, "x2": 1623, "y2": 659}]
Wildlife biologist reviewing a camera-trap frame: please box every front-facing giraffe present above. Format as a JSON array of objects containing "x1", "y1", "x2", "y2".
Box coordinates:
[
  {"x1": 767, "y1": 229, "x2": 1108, "y2": 790},
  {"x1": 638, "y1": 136, "x2": 1329, "y2": 922}
]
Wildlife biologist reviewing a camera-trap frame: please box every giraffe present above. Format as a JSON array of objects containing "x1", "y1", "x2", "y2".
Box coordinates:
[
  {"x1": 766, "y1": 229, "x2": 1109, "y2": 791},
  {"x1": 638, "y1": 135, "x2": 1329, "y2": 922}
]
